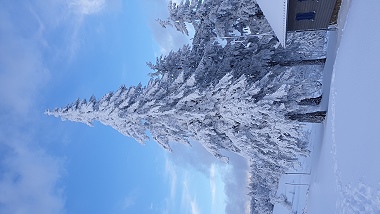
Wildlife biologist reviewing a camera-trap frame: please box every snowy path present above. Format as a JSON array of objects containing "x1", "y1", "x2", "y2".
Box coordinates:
[{"x1": 307, "y1": 0, "x2": 380, "y2": 213}]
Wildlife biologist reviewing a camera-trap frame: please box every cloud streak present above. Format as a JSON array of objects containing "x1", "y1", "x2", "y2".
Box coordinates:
[
  {"x1": 0, "y1": 0, "x2": 119, "y2": 213},
  {"x1": 209, "y1": 164, "x2": 217, "y2": 207},
  {"x1": 168, "y1": 141, "x2": 250, "y2": 214},
  {"x1": 0, "y1": 3, "x2": 50, "y2": 115},
  {"x1": 165, "y1": 158, "x2": 178, "y2": 199},
  {"x1": 190, "y1": 200, "x2": 200, "y2": 214},
  {"x1": 68, "y1": 0, "x2": 106, "y2": 15},
  {"x1": 120, "y1": 189, "x2": 139, "y2": 211},
  {"x1": 180, "y1": 175, "x2": 200, "y2": 214}
]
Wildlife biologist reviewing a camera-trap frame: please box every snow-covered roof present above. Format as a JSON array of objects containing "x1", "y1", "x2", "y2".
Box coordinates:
[{"x1": 255, "y1": 0, "x2": 288, "y2": 47}]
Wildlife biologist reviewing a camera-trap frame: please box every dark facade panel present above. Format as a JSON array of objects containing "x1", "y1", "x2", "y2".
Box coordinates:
[{"x1": 287, "y1": 0, "x2": 337, "y2": 31}]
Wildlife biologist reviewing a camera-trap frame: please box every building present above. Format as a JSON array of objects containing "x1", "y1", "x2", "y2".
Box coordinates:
[{"x1": 255, "y1": 0, "x2": 339, "y2": 47}]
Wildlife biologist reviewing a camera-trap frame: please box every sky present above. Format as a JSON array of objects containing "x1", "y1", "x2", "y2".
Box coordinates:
[{"x1": 0, "y1": 1, "x2": 250, "y2": 214}]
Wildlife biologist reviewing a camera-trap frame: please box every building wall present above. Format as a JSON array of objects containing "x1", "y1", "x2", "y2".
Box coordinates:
[{"x1": 287, "y1": 0, "x2": 337, "y2": 31}]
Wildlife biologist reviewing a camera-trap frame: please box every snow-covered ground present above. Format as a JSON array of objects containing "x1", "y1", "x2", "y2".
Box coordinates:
[{"x1": 275, "y1": 0, "x2": 380, "y2": 213}]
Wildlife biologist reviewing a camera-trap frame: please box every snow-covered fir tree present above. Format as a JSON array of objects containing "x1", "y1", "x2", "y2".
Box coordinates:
[
  {"x1": 47, "y1": 0, "x2": 330, "y2": 213},
  {"x1": 47, "y1": 65, "x2": 324, "y2": 213},
  {"x1": 47, "y1": 64, "x2": 323, "y2": 163}
]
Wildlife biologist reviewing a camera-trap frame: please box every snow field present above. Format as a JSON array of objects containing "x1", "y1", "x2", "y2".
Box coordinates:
[{"x1": 275, "y1": 0, "x2": 380, "y2": 213}]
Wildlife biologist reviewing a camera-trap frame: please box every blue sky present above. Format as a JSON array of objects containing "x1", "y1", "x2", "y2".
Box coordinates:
[{"x1": 0, "y1": 1, "x2": 249, "y2": 213}]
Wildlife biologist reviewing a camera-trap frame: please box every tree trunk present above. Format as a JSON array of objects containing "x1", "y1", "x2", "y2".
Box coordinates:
[
  {"x1": 298, "y1": 95, "x2": 322, "y2": 106},
  {"x1": 268, "y1": 58, "x2": 326, "y2": 67},
  {"x1": 286, "y1": 111, "x2": 326, "y2": 123}
]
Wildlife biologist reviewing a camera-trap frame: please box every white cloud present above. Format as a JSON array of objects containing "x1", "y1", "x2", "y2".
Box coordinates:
[
  {"x1": 220, "y1": 151, "x2": 251, "y2": 214},
  {"x1": 165, "y1": 158, "x2": 178, "y2": 199},
  {"x1": 121, "y1": 194, "x2": 136, "y2": 210},
  {"x1": 168, "y1": 141, "x2": 219, "y2": 175},
  {"x1": 68, "y1": 0, "x2": 106, "y2": 15},
  {"x1": 190, "y1": 200, "x2": 200, "y2": 214},
  {"x1": 180, "y1": 175, "x2": 189, "y2": 209},
  {"x1": 0, "y1": 4, "x2": 50, "y2": 115},
  {"x1": 209, "y1": 165, "x2": 216, "y2": 206},
  {"x1": 179, "y1": 175, "x2": 200, "y2": 214},
  {"x1": 20, "y1": 0, "x2": 122, "y2": 62},
  {"x1": 0, "y1": 1, "x2": 108, "y2": 213},
  {"x1": 162, "y1": 158, "x2": 179, "y2": 214},
  {"x1": 65, "y1": 0, "x2": 108, "y2": 60},
  {"x1": 168, "y1": 141, "x2": 250, "y2": 214},
  {"x1": 68, "y1": 0, "x2": 122, "y2": 15},
  {"x1": 0, "y1": 135, "x2": 65, "y2": 214}
]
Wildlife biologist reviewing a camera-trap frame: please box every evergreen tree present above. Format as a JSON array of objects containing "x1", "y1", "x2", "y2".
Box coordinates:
[
  {"x1": 47, "y1": 64, "x2": 323, "y2": 213},
  {"x1": 47, "y1": 69, "x2": 319, "y2": 161},
  {"x1": 47, "y1": 0, "x2": 330, "y2": 213}
]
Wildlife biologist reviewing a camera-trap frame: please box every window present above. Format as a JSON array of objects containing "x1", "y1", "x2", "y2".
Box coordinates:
[{"x1": 296, "y1": 12, "x2": 316, "y2": 21}]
